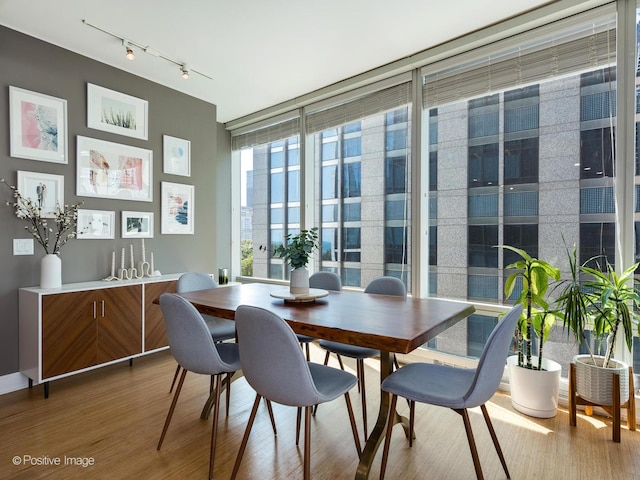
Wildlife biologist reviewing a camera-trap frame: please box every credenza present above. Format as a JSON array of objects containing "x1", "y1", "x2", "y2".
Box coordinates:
[{"x1": 19, "y1": 274, "x2": 180, "y2": 397}]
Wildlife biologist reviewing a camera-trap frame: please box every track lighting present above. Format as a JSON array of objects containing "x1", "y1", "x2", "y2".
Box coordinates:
[
  {"x1": 123, "y1": 39, "x2": 135, "y2": 60},
  {"x1": 181, "y1": 64, "x2": 190, "y2": 79}
]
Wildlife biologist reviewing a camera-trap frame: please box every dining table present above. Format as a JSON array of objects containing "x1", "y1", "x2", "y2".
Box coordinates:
[{"x1": 177, "y1": 281, "x2": 475, "y2": 480}]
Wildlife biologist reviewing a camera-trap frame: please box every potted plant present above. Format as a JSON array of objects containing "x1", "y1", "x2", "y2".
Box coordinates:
[
  {"x1": 500, "y1": 245, "x2": 563, "y2": 418},
  {"x1": 273, "y1": 228, "x2": 319, "y2": 294},
  {"x1": 560, "y1": 250, "x2": 639, "y2": 407}
]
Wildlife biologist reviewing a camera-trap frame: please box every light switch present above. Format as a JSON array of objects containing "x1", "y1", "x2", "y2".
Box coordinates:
[{"x1": 13, "y1": 238, "x2": 34, "y2": 255}]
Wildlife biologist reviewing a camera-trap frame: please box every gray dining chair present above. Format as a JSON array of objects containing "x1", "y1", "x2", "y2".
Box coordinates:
[
  {"x1": 296, "y1": 271, "x2": 342, "y2": 360},
  {"x1": 318, "y1": 275, "x2": 406, "y2": 438},
  {"x1": 378, "y1": 304, "x2": 521, "y2": 480},
  {"x1": 231, "y1": 304, "x2": 362, "y2": 480},
  {"x1": 157, "y1": 293, "x2": 241, "y2": 480},
  {"x1": 169, "y1": 272, "x2": 237, "y2": 393}
]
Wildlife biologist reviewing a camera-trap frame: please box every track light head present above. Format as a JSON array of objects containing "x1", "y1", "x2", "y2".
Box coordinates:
[
  {"x1": 181, "y1": 64, "x2": 190, "y2": 79},
  {"x1": 123, "y1": 39, "x2": 135, "y2": 60}
]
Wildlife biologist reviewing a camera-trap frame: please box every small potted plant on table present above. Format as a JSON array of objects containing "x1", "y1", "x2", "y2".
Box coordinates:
[
  {"x1": 501, "y1": 245, "x2": 563, "y2": 418},
  {"x1": 273, "y1": 228, "x2": 319, "y2": 294}
]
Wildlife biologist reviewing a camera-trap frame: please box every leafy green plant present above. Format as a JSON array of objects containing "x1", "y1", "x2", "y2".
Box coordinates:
[
  {"x1": 581, "y1": 261, "x2": 640, "y2": 368},
  {"x1": 273, "y1": 228, "x2": 319, "y2": 269},
  {"x1": 500, "y1": 245, "x2": 561, "y2": 370}
]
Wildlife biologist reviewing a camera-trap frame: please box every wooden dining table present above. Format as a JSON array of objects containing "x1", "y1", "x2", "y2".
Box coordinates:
[{"x1": 177, "y1": 282, "x2": 475, "y2": 480}]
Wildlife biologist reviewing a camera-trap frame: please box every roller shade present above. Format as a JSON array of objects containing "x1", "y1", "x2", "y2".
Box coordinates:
[{"x1": 232, "y1": 116, "x2": 300, "y2": 150}]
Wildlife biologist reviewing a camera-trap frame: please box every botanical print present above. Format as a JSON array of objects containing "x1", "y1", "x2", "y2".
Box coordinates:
[
  {"x1": 20, "y1": 101, "x2": 58, "y2": 151},
  {"x1": 100, "y1": 96, "x2": 137, "y2": 130}
]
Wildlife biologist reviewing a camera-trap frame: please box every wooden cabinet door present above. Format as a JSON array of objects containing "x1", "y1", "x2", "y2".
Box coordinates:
[
  {"x1": 97, "y1": 285, "x2": 143, "y2": 363},
  {"x1": 144, "y1": 281, "x2": 177, "y2": 351},
  {"x1": 42, "y1": 290, "x2": 97, "y2": 378}
]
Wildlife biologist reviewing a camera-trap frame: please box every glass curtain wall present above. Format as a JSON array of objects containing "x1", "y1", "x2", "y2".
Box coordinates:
[{"x1": 421, "y1": 8, "x2": 619, "y2": 373}]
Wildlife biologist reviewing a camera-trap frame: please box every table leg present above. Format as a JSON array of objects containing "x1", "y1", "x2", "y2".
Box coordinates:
[{"x1": 355, "y1": 351, "x2": 408, "y2": 480}]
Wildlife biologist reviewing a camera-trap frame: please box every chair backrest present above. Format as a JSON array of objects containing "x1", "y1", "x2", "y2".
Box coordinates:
[
  {"x1": 463, "y1": 304, "x2": 522, "y2": 408},
  {"x1": 159, "y1": 293, "x2": 229, "y2": 375},
  {"x1": 364, "y1": 276, "x2": 407, "y2": 297},
  {"x1": 309, "y1": 271, "x2": 342, "y2": 291},
  {"x1": 177, "y1": 272, "x2": 216, "y2": 293},
  {"x1": 235, "y1": 305, "x2": 321, "y2": 407}
]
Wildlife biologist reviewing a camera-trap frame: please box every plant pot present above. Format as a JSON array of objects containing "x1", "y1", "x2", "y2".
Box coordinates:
[
  {"x1": 290, "y1": 267, "x2": 309, "y2": 294},
  {"x1": 573, "y1": 354, "x2": 629, "y2": 406},
  {"x1": 507, "y1": 355, "x2": 561, "y2": 418},
  {"x1": 40, "y1": 254, "x2": 61, "y2": 289}
]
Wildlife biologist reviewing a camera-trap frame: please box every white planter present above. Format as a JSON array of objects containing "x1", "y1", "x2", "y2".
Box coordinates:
[
  {"x1": 574, "y1": 354, "x2": 629, "y2": 406},
  {"x1": 290, "y1": 268, "x2": 309, "y2": 294},
  {"x1": 507, "y1": 355, "x2": 561, "y2": 418},
  {"x1": 40, "y1": 254, "x2": 62, "y2": 289}
]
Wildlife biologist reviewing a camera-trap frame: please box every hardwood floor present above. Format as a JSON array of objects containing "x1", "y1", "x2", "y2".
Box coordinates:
[{"x1": 1, "y1": 344, "x2": 639, "y2": 480}]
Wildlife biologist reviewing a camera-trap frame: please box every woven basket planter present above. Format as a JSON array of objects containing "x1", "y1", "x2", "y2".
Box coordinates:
[{"x1": 574, "y1": 354, "x2": 629, "y2": 406}]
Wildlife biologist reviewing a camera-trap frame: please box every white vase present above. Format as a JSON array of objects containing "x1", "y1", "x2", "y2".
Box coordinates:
[
  {"x1": 290, "y1": 268, "x2": 309, "y2": 294},
  {"x1": 507, "y1": 355, "x2": 561, "y2": 418},
  {"x1": 40, "y1": 254, "x2": 62, "y2": 289},
  {"x1": 574, "y1": 354, "x2": 629, "y2": 406}
]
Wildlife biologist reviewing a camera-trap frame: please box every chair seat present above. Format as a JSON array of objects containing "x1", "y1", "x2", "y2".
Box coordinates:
[
  {"x1": 318, "y1": 339, "x2": 378, "y2": 359},
  {"x1": 308, "y1": 362, "x2": 358, "y2": 404},
  {"x1": 204, "y1": 315, "x2": 236, "y2": 342},
  {"x1": 296, "y1": 334, "x2": 316, "y2": 343},
  {"x1": 382, "y1": 362, "x2": 477, "y2": 409}
]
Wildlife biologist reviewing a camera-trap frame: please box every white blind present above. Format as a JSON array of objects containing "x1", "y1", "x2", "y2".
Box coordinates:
[
  {"x1": 423, "y1": 24, "x2": 616, "y2": 109},
  {"x1": 306, "y1": 81, "x2": 412, "y2": 134},
  {"x1": 231, "y1": 116, "x2": 300, "y2": 150}
]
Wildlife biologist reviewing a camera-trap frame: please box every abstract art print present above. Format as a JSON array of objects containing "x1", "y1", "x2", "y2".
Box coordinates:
[
  {"x1": 161, "y1": 182, "x2": 194, "y2": 234},
  {"x1": 76, "y1": 136, "x2": 153, "y2": 202},
  {"x1": 77, "y1": 209, "x2": 115, "y2": 239},
  {"x1": 122, "y1": 211, "x2": 154, "y2": 238},
  {"x1": 163, "y1": 135, "x2": 191, "y2": 176},
  {"x1": 9, "y1": 86, "x2": 68, "y2": 164},
  {"x1": 87, "y1": 84, "x2": 148, "y2": 140}
]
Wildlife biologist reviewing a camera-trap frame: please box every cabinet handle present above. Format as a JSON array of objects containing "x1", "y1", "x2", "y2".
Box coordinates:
[
  {"x1": 101, "y1": 300, "x2": 105, "y2": 317},
  {"x1": 92, "y1": 301, "x2": 97, "y2": 319}
]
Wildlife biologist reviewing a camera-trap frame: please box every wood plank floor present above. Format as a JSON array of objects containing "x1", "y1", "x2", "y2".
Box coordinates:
[{"x1": 1, "y1": 344, "x2": 639, "y2": 480}]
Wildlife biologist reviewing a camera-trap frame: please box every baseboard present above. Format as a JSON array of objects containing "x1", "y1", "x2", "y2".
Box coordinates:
[{"x1": 0, "y1": 372, "x2": 29, "y2": 395}]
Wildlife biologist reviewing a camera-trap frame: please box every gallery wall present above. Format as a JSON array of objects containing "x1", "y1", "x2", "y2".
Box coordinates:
[{"x1": 0, "y1": 26, "x2": 226, "y2": 379}]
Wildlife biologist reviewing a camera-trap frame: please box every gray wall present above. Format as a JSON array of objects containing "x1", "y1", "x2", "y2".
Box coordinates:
[{"x1": 0, "y1": 26, "x2": 230, "y2": 376}]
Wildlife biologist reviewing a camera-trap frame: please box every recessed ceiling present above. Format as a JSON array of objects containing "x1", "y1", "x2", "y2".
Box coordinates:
[{"x1": 0, "y1": 0, "x2": 552, "y2": 123}]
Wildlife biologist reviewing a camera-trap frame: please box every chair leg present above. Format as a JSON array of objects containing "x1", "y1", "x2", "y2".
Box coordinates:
[
  {"x1": 231, "y1": 394, "x2": 262, "y2": 480},
  {"x1": 343, "y1": 392, "x2": 362, "y2": 455},
  {"x1": 457, "y1": 408, "x2": 484, "y2": 480},
  {"x1": 480, "y1": 404, "x2": 510, "y2": 479},
  {"x1": 357, "y1": 359, "x2": 368, "y2": 439},
  {"x1": 305, "y1": 342, "x2": 310, "y2": 361},
  {"x1": 209, "y1": 374, "x2": 223, "y2": 480},
  {"x1": 409, "y1": 400, "x2": 415, "y2": 447},
  {"x1": 296, "y1": 407, "x2": 302, "y2": 445},
  {"x1": 379, "y1": 394, "x2": 399, "y2": 480},
  {"x1": 303, "y1": 405, "x2": 312, "y2": 480},
  {"x1": 265, "y1": 399, "x2": 277, "y2": 435},
  {"x1": 157, "y1": 368, "x2": 188, "y2": 450},
  {"x1": 169, "y1": 364, "x2": 181, "y2": 393},
  {"x1": 225, "y1": 372, "x2": 232, "y2": 417},
  {"x1": 323, "y1": 350, "x2": 330, "y2": 365}
]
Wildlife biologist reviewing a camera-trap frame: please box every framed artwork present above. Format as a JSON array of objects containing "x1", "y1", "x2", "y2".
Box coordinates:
[
  {"x1": 76, "y1": 136, "x2": 153, "y2": 202},
  {"x1": 17, "y1": 171, "x2": 64, "y2": 218},
  {"x1": 87, "y1": 84, "x2": 148, "y2": 140},
  {"x1": 163, "y1": 135, "x2": 191, "y2": 176},
  {"x1": 122, "y1": 211, "x2": 154, "y2": 238},
  {"x1": 161, "y1": 182, "x2": 194, "y2": 234},
  {"x1": 9, "y1": 86, "x2": 68, "y2": 164},
  {"x1": 77, "y1": 209, "x2": 115, "y2": 239}
]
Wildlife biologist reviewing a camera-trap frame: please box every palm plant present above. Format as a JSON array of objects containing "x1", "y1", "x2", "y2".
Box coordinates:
[{"x1": 501, "y1": 245, "x2": 561, "y2": 370}]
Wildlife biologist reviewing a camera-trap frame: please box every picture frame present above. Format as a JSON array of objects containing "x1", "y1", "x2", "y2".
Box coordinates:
[
  {"x1": 17, "y1": 171, "x2": 64, "y2": 218},
  {"x1": 161, "y1": 182, "x2": 194, "y2": 234},
  {"x1": 76, "y1": 209, "x2": 115, "y2": 239},
  {"x1": 163, "y1": 135, "x2": 191, "y2": 177},
  {"x1": 76, "y1": 136, "x2": 153, "y2": 202},
  {"x1": 122, "y1": 211, "x2": 154, "y2": 238},
  {"x1": 87, "y1": 84, "x2": 148, "y2": 140},
  {"x1": 9, "y1": 86, "x2": 68, "y2": 164}
]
